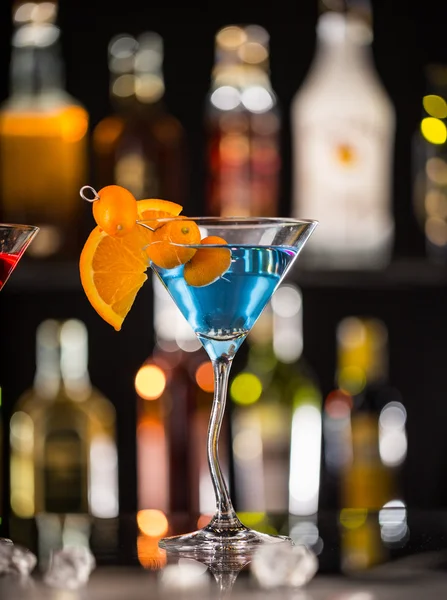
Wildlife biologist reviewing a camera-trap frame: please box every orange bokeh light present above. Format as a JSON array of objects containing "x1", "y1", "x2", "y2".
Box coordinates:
[
  {"x1": 137, "y1": 534, "x2": 167, "y2": 570},
  {"x1": 137, "y1": 509, "x2": 169, "y2": 537},
  {"x1": 195, "y1": 361, "x2": 214, "y2": 393}
]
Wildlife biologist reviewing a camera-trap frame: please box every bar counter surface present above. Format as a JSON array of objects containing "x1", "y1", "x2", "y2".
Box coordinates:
[{"x1": 1, "y1": 510, "x2": 447, "y2": 598}]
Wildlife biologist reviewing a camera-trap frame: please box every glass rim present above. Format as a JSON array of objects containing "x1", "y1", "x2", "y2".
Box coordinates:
[
  {"x1": 137, "y1": 216, "x2": 318, "y2": 228},
  {"x1": 0, "y1": 223, "x2": 40, "y2": 232},
  {"x1": 139, "y1": 216, "x2": 318, "y2": 250}
]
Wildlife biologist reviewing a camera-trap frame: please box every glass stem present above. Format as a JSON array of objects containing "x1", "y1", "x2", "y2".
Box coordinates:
[{"x1": 207, "y1": 355, "x2": 243, "y2": 529}]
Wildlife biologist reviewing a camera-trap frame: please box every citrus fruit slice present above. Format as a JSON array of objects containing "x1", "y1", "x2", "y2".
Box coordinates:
[
  {"x1": 184, "y1": 236, "x2": 232, "y2": 287},
  {"x1": 147, "y1": 218, "x2": 201, "y2": 269},
  {"x1": 79, "y1": 225, "x2": 152, "y2": 331},
  {"x1": 136, "y1": 199, "x2": 183, "y2": 238},
  {"x1": 137, "y1": 198, "x2": 183, "y2": 221},
  {"x1": 92, "y1": 185, "x2": 138, "y2": 237}
]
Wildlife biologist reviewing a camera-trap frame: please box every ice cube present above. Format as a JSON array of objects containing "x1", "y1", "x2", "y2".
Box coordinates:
[
  {"x1": 0, "y1": 539, "x2": 37, "y2": 576},
  {"x1": 287, "y1": 545, "x2": 319, "y2": 588},
  {"x1": 43, "y1": 546, "x2": 96, "y2": 590},
  {"x1": 251, "y1": 541, "x2": 318, "y2": 589},
  {"x1": 159, "y1": 559, "x2": 210, "y2": 593}
]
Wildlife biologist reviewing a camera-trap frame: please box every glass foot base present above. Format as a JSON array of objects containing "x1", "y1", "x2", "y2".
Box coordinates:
[{"x1": 159, "y1": 517, "x2": 292, "y2": 555}]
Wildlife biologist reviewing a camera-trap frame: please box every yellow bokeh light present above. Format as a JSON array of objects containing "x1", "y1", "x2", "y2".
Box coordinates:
[
  {"x1": 423, "y1": 95, "x2": 447, "y2": 119},
  {"x1": 230, "y1": 372, "x2": 262, "y2": 405},
  {"x1": 195, "y1": 361, "x2": 214, "y2": 393},
  {"x1": 426, "y1": 216, "x2": 447, "y2": 246},
  {"x1": 338, "y1": 365, "x2": 367, "y2": 396},
  {"x1": 135, "y1": 364, "x2": 166, "y2": 400},
  {"x1": 137, "y1": 509, "x2": 169, "y2": 537},
  {"x1": 340, "y1": 508, "x2": 368, "y2": 530},
  {"x1": 421, "y1": 117, "x2": 447, "y2": 145}
]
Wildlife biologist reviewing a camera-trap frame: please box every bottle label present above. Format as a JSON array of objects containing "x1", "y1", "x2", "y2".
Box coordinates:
[
  {"x1": 207, "y1": 112, "x2": 281, "y2": 217},
  {"x1": 44, "y1": 429, "x2": 86, "y2": 513},
  {"x1": 0, "y1": 107, "x2": 88, "y2": 258},
  {"x1": 293, "y1": 117, "x2": 394, "y2": 262}
]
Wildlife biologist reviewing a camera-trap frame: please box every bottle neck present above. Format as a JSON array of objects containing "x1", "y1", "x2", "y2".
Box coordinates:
[
  {"x1": 34, "y1": 321, "x2": 61, "y2": 399},
  {"x1": 9, "y1": 24, "x2": 65, "y2": 98},
  {"x1": 211, "y1": 64, "x2": 272, "y2": 91},
  {"x1": 60, "y1": 320, "x2": 92, "y2": 399},
  {"x1": 34, "y1": 320, "x2": 91, "y2": 400},
  {"x1": 109, "y1": 64, "x2": 166, "y2": 112},
  {"x1": 312, "y1": 13, "x2": 374, "y2": 76}
]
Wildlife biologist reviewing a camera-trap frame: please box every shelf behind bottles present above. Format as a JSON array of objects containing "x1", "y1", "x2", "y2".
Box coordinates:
[{"x1": 4, "y1": 258, "x2": 447, "y2": 292}]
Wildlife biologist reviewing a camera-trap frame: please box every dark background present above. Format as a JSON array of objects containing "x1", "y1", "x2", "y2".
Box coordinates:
[{"x1": 1, "y1": 0, "x2": 447, "y2": 516}]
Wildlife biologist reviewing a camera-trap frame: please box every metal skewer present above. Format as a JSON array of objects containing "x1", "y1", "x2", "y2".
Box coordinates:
[
  {"x1": 79, "y1": 185, "x2": 158, "y2": 231},
  {"x1": 79, "y1": 185, "x2": 99, "y2": 202}
]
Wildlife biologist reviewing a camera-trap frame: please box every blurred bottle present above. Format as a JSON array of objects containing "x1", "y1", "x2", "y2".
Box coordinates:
[
  {"x1": 339, "y1": 318, "x2": 406, "y2": 507},
  {"x1": 321, "y1": 316, "x2": 403, "y2": 510},
  {"x1": 93, "y1": 32, "x2": 188, "y2": 206},
  {"x1": 10, "y1": 319, "x2": 118, "y2": 518},
  {"x1": 413, "y1": 64, "x2": 447, "y2": 262},
  {"x1": 332, "y1": 316, "x2": 407, "y2": 572},
  {"x1": 291, "y1": 0, "x2": 395, "y2": 269},
  {"x1": 205, "y1": 24, "x2": 281, "y2": 217},
  {"x1": 230, "y1": 284, "x2": 321, "y2": 517},
  {"x1": 0, "y1": 2, "x2": 89, "y2": 259},
  {"x1": 136, "y1": 277, "x2": 224, "y2": 519}
]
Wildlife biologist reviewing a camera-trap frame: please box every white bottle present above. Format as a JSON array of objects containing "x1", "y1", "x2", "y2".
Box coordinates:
[{"x1": 291, "y1": 5, "x2": 395, "y2": 269}]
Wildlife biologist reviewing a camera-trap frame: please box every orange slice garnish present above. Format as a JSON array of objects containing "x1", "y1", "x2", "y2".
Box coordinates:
[
  {"x1": 147, "y1": 218, "x2": 201, "y2": 269},
  {"x1": 79, "y1": 225, "x2": 152, "y2": 331},
  {"x1": 183, "y1": 236, "x2": 231, "y2": 287},
  {"x1": 80, "y1": 198, "x2": 183, "y2": 330},
  {"x1": 137, "y1": 198, "x2": 183, "y2": 224}
]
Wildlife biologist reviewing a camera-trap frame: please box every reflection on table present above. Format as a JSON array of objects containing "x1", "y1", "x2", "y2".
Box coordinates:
[{"x1": 1, "y1": 510, "x2": 447, "y2": 599}]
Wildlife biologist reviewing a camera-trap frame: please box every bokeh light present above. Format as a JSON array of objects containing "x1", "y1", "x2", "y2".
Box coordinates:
[
  {"x1": 137, "y1": 509, "x2": 169, "y2": 537},
  {"x1": 421, "y1": 117, "x2": 447, "y2": 144},
  {"x1": 135, "y1": 364, "x2": 166, "y2": 400},
  {"x1": 423, "y1": 94, "x2": 447, "y2": 119},
  {"x1": 230, "y1": 372, "x2": 263, "y2": 405},
  {"x1": 195, "y1": 361, "x2": 214, "y2": 393}
]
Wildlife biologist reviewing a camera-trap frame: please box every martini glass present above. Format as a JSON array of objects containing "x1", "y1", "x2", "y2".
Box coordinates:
[
  {"x1": 0, "y1": 224, "x2": 39, "y2": 290},
  {"x1": 141, "y1": 217, "x2": 317, "y2": 555}
]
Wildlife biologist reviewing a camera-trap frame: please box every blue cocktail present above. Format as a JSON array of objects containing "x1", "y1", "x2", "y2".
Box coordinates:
[{"x1": 153, "y1": 246, "x2": 297, "y2": 360}]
